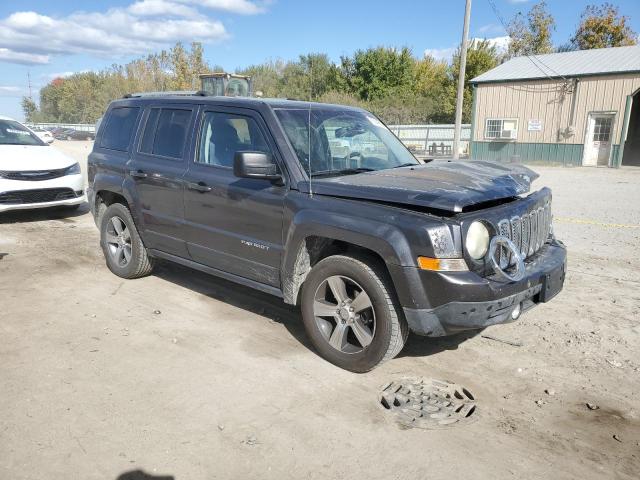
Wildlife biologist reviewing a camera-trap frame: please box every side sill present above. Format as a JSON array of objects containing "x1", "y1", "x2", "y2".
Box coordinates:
[{"x1": 147, "y1": 249, "x2": 284, "y2": 299}]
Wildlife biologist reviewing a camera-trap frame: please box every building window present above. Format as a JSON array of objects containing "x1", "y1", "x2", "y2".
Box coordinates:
[
  {"x1": 485, "y1": 118, "x2": 518, "y2": 140},
  {"x1": 593, "y1": 117, "x2": 612, "y2": 142}
]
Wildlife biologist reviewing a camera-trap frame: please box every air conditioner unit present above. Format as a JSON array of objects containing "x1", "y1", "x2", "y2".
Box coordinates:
[{"x1": 502, "y1": 129, "x2": 517, "y2": 139}]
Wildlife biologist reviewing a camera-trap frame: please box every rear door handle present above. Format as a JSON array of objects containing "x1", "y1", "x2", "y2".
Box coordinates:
[
  {"x1": 129, "y1": 170, "x2": 148, "y2": 179},
  {"x1": 187, "y1": 181, "x2": 213, "y2": 193}
]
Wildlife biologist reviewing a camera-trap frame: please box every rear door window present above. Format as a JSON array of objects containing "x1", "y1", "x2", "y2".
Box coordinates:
[
  {"x1": 100, "y1": 107, "x2": 140, "y2": 151},
  {"x1": 139, "y1": 108, "x2": 193, "y2": 159}
]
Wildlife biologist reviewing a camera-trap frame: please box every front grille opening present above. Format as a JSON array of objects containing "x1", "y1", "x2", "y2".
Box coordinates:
[
  {"x1": 0, "y1": 188, "x2": 77, "y2": 205},
  {"x1": 0, "y1": 168, "x2": 68, "y2": 181},
  {"x1": 495, "y1": 201, "x2": 552, "y2": 267}
]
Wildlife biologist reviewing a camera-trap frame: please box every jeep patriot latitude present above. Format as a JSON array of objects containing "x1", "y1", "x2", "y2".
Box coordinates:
[{"x1": 88, "y1": 94, "x2": 567, "y2": 372}]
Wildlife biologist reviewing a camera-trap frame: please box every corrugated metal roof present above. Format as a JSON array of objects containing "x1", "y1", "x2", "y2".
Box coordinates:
[{"x1": 471, "y1": 45, "x2": 640, "y2": 83}]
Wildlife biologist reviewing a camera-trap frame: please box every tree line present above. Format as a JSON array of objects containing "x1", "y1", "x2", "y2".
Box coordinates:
[{"x1": 22, "y1": 2, "x2": 636, "y2": 126}]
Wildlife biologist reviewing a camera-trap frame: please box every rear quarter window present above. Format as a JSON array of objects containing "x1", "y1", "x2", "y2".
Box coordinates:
[
  {"x1": 100, "y1": 107, "x2": 140, "y2": 152},
  {"x1": 139, "y1": 108, "x2": 192, "y2": 159}
]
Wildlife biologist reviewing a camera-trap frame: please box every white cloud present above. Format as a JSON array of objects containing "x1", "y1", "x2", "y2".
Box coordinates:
[
  {"x1": 424, "y1": 35, "x2": 511, "y2": 62},
  {"x1": 0, "y1": 47, "x2": 49, "y2": 65},
  {"x1": 473, "y1": 35, "x2": 511, "y2": 53},
  {"x1": 128, "y1": 0, "x2": 201, "y2": 18},
  {"x1": 478, "y1": 23, "x2": 504, "y2": 35},
  {"x1": 424, "y1": 47, "x2": 456, "y2": 61},
  {"x1": 0, "y1": 86, "x2": 25, "y2": 97},
  {"x1": 0, "y1": 0, "x2": 270, "y2": 65},
  {"x1": 179, "y1": 0, "x2": 268, "y2": 15}
]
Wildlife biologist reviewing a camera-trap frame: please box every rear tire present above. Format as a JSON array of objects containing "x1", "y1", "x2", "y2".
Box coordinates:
[
  {"x1": 300, "y1": 254, "x2": 408, "y2": 372},
  {"x1": 100, "y1": 203, "x2": 154, "y2": 279}
]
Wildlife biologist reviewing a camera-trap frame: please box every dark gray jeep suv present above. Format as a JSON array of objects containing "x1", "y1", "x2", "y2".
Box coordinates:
[{"x1": 88, "y1": 94, "x2": 566, "y2": 372}]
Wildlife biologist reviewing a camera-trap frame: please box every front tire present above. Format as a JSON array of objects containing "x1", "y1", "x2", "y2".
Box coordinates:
[
  {"x1": 300, "y1": 254, "x2": 408, "y2": 372},
  {"x1": 100, "y1": 203, "x2": 154, "y2": 279}
]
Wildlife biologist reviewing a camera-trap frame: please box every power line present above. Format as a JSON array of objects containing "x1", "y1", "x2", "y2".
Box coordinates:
[{"x1": 486, "y1": 0, "x2": 570, "y2": 85}]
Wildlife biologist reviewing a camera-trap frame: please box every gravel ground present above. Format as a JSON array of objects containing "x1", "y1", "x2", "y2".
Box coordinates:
[{"x1": 1, "y1": 141, "x2": 638, "y2": 480}]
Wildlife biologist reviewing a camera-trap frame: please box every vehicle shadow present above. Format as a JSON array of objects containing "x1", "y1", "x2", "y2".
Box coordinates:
[
  {"x1": 154, "y1": 260, "x2": 478, "y2": 360},
  {"x1": 0, "y1": 203, "x2": 89, "y2": 224},
  {"x1": 397, "y1": 330, "x2": 479, "y2": 358},
  {"x1": 116, "y1": 470, "x2": 174, "y2": 480},
  {"x1": 154, "y1": 261, "x2": 313, "y2": 352}
]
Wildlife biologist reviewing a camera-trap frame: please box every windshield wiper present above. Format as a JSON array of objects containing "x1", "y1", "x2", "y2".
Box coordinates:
[
  {"x1": 311, "y1": 167, "x2": 375, "y2": 178},
  {"x1": 392, "y1": 162, "x2": 419, "y2": 168}
]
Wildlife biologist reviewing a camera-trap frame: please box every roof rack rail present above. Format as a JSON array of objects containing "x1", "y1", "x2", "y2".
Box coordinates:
[{"x1": 122, "y1": 90, "x2": 209, "y2": 99}]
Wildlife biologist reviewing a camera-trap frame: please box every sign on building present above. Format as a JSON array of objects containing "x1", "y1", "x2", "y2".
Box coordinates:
[{"x1": 528, "y1": 119, "x2": 543, "y2": 131}]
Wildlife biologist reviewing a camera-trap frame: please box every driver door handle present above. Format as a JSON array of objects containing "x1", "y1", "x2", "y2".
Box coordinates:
[
  {"x1": 187, "y1": 181, "x2": 213, "y2": 193},
  {"x1": 129, "y1": 170, "x2": 148, "y2": 179}
]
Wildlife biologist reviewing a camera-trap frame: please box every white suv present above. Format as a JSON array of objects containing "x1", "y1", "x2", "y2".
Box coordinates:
[{"x1": 0, "y1": 116, "x2": 85, "y2": 213}]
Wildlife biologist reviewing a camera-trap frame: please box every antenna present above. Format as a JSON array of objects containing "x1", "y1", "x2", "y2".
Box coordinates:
[{"x1": 308, "y1": 106, "x2": 313, "y2": 197}]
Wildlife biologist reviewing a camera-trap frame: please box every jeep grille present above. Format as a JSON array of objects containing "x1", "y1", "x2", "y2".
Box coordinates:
[{"x1": 496, "y1": 200, "x2": 552, "y2": 266}]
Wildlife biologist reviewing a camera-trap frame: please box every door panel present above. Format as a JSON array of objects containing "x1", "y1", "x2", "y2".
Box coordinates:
[
  {"x1": 128, "y1": 105, "x2": 196, "y2": 257},
  {"x1": 583, "y1": 114, "x2": 614, "y2": 167},
  {"x1": 183, "y1": 108, "x2": 286, "y2": 287}
]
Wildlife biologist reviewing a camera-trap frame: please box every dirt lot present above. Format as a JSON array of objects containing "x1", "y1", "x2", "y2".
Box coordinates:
[{"x1": 1, "y1": 141, "x2": 639, "y2": 480}]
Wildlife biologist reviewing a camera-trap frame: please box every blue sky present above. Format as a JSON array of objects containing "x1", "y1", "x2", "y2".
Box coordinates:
[{"x1": 1, "y1": 0, "x2": 639, "y2": 120}]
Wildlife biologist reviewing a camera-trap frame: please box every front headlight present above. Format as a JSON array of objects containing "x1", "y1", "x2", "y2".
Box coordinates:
[
  {"x1": 466, "y1": 221, "x2": 490, "y2": 260},
  {"x1": 65, "y1": 162, "x2": 81, "y2": 175}
]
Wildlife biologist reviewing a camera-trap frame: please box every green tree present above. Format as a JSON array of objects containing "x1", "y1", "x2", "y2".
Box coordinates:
[
  {"x1": 341, "y1": 47, "x2": 415, "y2": 101},
  {"x1": 21, "y1": 97, "x2": 39, "y2": 122},
  {"x1": 507, "y1": 1, "x2": 556, "y2": 57},
  {"x1": 437, "y1": 40, "x2": 500, "y2": 123},
  {"x1": 570, "y1": 3, "x2": 637, "y2": 50},
  {"x1": 239, "y1": 60, "x2": 285, "y2": 98},
  {"x1": 413, "y1": 55, "x2": 448, "y2": 98}
]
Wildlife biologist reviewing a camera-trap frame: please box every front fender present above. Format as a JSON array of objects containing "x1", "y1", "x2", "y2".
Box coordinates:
[{"x1": 281, "y1": 209, "x2": 414, "y2": 304}]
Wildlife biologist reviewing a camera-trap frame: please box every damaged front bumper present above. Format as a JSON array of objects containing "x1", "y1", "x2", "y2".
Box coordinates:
[{"x1": 393, "y1": 239, "x2": 567, "y2": 337}]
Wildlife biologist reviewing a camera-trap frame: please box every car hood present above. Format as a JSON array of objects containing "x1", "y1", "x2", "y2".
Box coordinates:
[
  {"x1": 0, "y1": 145, "x2": 76, "y2": 171},
  {"x1": 307, "y1": 160, "x2": 539, "y2": 213}
]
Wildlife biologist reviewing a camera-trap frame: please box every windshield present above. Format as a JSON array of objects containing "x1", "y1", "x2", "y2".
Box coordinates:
[
  {"x1": 0, "y1": 120, "x2": 45, "y2": 146},
  {"x1": 274, "y1": 107, "x2": 418, "y2": 176}
]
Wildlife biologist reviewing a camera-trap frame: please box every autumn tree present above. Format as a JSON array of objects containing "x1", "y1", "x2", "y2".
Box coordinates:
[
  {"x1": 506, "y1": 1, "x2": 556, "y2": 58},
  {"x1": 570, "y1": 3, "x2": 637, "y2": 50},
  {"x1": 28, "y1": 42, "x2": 500, "y2": 125}
]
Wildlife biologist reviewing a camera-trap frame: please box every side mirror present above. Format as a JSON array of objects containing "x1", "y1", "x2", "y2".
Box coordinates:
[{"x1": 233, "y1": 151, "x2": 282, "y2": 182}]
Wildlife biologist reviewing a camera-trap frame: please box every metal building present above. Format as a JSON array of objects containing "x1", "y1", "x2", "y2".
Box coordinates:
[{"x1": 469, "y1": 45, "x2": 640, "y2": 167}]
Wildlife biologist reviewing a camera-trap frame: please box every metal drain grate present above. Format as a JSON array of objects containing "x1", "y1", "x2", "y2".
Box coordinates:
[{"x1": 379, "y1": 378, "x2": 477, "y2": 429}]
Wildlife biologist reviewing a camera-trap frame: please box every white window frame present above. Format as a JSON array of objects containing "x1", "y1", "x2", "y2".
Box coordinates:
[{"x1": 484, "y1": 118, "x2": 518, "y2": 140}]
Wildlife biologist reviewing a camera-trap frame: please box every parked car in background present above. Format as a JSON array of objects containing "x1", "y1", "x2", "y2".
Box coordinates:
[
  {"x1": 30, "y1": 127, "x2": 55, "y2": 144},
  {"x1": 50, "y1": 128, "x2": 95, "y2": 141},
  {"x1": 69, "y1": 130, "x2": 96, "y2": 141},
  {"x1": 87, "y1": 95, "x2": 566, "y2": 372},
  {"x1": 0, "y1": 116, "x2": 85, "y2": 213},
  {"x1": 53, "y1": 128, "x2": 77, "y2": 140}
]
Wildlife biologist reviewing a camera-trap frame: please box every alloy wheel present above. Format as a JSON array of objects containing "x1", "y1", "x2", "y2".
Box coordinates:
[
  {"x1": 105, "y1": 216, "x2": 132, "y2": 267},
  {"x1": 313, "y1": 275, "x2": 376, "y2": 354}
]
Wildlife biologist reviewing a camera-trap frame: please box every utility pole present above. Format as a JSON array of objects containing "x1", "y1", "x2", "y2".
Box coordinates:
[
  {"x1": 453, "y1": 0, "x2": 472, "y2": 160},
  {"x1": 27, "y1": 71, "x2": 33, "y2": 99}
]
